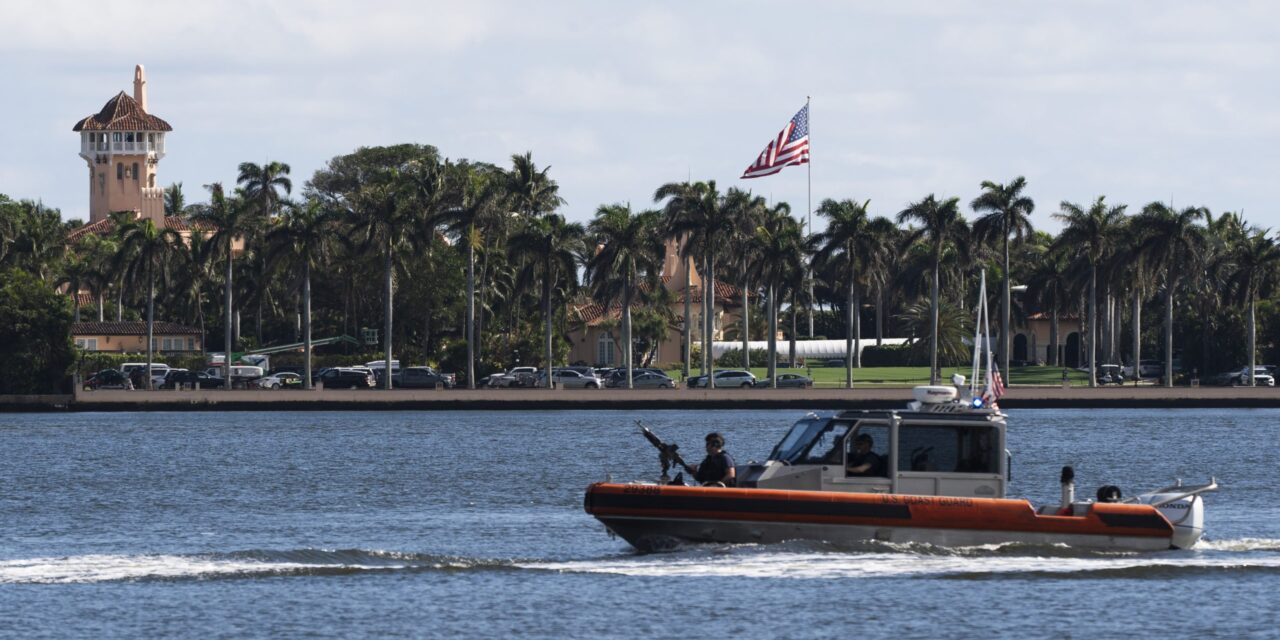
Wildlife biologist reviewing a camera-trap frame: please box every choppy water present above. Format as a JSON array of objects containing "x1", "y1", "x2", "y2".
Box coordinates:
[{"x1": 2, "y1": 409, "x2": 1278, "y2": 638}]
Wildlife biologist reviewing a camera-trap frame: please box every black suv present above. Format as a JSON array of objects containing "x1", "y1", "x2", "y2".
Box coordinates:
[
  {"x1": 315, "y1": 367, "x2": 375, "y2": 389},
  {"x1": 161, "y1": 370, "x2": 226, "y2": 389}
]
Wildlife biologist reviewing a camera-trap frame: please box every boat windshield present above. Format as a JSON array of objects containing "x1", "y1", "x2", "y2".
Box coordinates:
[{"x1": 769, "y1": 417, "x2": 839, "y2": 464}]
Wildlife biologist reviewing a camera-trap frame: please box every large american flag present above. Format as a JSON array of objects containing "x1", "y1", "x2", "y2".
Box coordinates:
[{"x1": 741, "y1": 103, "x2": 810, "y2": 179}]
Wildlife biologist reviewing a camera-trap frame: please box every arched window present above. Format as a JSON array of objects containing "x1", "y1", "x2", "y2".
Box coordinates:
[
  {"x1": 597, "y1": 332, "x2": 616, "y2": 366},
  {"x1": 132, "y1": 163, "x2": 139, "y2": 181},
  {"x1": 117, "y1": 163, "x2": 123, "y2": 180}
]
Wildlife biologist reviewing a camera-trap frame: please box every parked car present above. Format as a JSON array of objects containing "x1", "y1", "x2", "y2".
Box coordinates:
[
  {"x1": 628, "y1": 371, "x2": 676, "y2": 389},
  {"x1": 254, "y1": 372, "x2": 303, "y2": 389},
  {"x1": 1230, "y1": 366, "x2": 1275, "y2": 387},
  {"x1": 755, "y1": 373, "x2": 814, "y2": 388},
  {"x1": 534, "y1": 368, "x2": 603, "y2": 389},
  {"x1": 161, "y1": 369, "x2": 225, "y2": 390},
  {"x1": 392, "y1": 366, "x2": 456, "y2": 389},
  {"x1": 487, "y1": 367, "x2": 539, "y2": 388},
  {"x1": 604, "y1": 368, "x2": 666, "y2": 388},
  {"x1": 84, "y1": 368, "x2": 133, "y2": 390},
  {"x1": 315, "y1": 367, "x2": 376, "y2": 389},
  {"x1": 687, "y1": 370, "x2": 757, "y2": 388}
]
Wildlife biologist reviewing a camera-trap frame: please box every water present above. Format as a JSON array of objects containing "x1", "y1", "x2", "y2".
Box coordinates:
[{"x1": 2, "y1": 408, "x2": 1278, "y2": 638}]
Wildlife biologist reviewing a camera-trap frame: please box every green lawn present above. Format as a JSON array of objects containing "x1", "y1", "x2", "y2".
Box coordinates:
[{"x1": 664, "y1": 365, "x2": 1091, "y2": 387}]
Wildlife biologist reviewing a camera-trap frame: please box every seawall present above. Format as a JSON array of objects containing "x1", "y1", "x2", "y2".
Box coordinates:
[{"x1": 1, "y1": 386, "x2": 1277, "y2": 411}]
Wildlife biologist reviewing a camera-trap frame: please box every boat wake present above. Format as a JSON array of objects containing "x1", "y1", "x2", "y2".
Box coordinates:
[
  {"x1": 0, "y1": 548, "x2": 516, "y2": 584},
  {"x1": 523, "y1": 537, "x2": 1280, "y2": 580},
  {"x1": 7, "y1": 538, "x2": 1279, "y2": 584}
]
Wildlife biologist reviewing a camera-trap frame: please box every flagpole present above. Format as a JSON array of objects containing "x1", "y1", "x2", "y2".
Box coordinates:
[{"x1": 806, "y1": 96, "x2": 814, "y2": 339}]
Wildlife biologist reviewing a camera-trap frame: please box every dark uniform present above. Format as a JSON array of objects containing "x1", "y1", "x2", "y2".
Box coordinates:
[
  {"x1": 695, "y1": 450, "x2": 735, "y2": 485},
  {"x1": 847, "y1": 449, "x2": 883, "y2": 477}
]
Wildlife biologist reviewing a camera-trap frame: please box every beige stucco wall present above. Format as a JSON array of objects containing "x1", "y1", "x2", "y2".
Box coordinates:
[{"x1": 73, "y1": 333, "x2": 202, "y2": 353}]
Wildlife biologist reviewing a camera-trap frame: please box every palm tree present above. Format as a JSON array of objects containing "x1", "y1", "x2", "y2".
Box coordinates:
[
  {"x1": 112, "y1": 217, "x2": 184, "y2": 390},
  {"x1": 509, "y1": 214, "x2": 586, "y2": 385},
  {"x1": 897, "y1": 195, "x2": 967, "y2": 385},
  {"x1": 1053, "y1": 197, "x2": 1126, "y2": 387},
  {"x1": 505, "y1": 152, "x2": 565, "y2": 219},
  {"x1": 189, "y1": 183, "x2": 260, "y2": 386},
  {"x1": 722, "y1": 189, "x2": 767, "y2": 370},
  {"x1": 237, "y1": 161, "x2": 293, "y2": 219},
  {"x1": 653, "y1": 181, "x2": 703, "y2": 379},
  {"x1": 1226, "y1": 229, "x2": 1280, "y2": 385},
  {"x1": 441, "y1": 162, "x2": 508, "y2": 388},
  {"x1": 749, "y1": 205, "x2": 805, "y2": 386},
  {"x1": 971, "y1": 176, "x2": 1035, "y2": 379},
  {"x1": 164, "y1": 182, "x2": 186, "y2": 216},
  {"x1": 814, "y1": 198, "x2": 879, "y2": 388},
  {"x1": 266, "y1": 199, "x2": 337, "y2": 390},
  {"x1": 348, "y1": 164, "x2": 438, "y2": 389},
  {"x1": 656, "y1": 180, "x2": 731, "y2": 387},
  {"x1": 587, "y1": 205, "x2": 665, "y2": 388},
  {"x1": 1136, "y1": 202, "x2": 1208, "y2": 387}
]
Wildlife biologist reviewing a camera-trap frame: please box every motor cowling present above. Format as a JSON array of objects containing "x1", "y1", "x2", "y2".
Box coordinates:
[{"x1": 1136, "y1": 493, "x2": 1206, "y2": 549}]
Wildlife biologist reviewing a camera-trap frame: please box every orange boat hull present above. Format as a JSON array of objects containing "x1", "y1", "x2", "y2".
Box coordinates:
[{"x1": 584, "y1": 483, "x2": 1175, "y2": 552}]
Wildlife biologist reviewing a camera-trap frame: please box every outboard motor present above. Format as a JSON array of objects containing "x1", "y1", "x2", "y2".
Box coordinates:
[{"x1": 1135, "y1": 478, "x2": 1217, "y2": 549}]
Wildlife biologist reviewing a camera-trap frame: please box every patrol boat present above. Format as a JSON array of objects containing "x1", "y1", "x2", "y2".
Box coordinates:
[{"x1": 584, "y1": 275, "x2": 1217, "y2": 552}]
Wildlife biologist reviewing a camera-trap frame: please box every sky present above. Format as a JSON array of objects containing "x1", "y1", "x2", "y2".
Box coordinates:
[{"x1": 3, "y1": 0, "x2": 1278, "y2": 233}]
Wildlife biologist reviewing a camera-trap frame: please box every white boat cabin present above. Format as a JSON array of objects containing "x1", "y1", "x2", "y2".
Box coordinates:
[{"x1": 737, "y1": 404, "x2": 1009, "y2": 499}]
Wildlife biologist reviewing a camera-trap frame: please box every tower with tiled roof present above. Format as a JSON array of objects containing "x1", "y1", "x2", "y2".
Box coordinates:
[{"x1": 73, "y1": 65, "x2": 172, "y2": 224}]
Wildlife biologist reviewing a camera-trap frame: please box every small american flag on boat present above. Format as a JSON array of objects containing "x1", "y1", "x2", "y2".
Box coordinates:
[{"x1": 741, "y1": 103, "x2": 810, "y2": 179}]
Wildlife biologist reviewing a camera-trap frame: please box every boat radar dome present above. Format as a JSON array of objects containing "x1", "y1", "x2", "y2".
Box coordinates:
[
  {"x1": 951, "y1": 373, "x2": 966, "y2": 387},
  {"x1": 912, "y1": 386, "x2": 958, "y2": 404}
]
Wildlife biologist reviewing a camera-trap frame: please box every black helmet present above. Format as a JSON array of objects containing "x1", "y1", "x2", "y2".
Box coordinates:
[{"x1": 705, "y1": 432, "x2": 725, "y2": 448}]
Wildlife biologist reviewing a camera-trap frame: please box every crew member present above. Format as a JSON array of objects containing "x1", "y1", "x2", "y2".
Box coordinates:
[
  {"x1": 693, "y1": 432, "x2": 736, "y2": 486},
  {"x1": 846, "y1": 433, "x2": 882, "y2": 476}
]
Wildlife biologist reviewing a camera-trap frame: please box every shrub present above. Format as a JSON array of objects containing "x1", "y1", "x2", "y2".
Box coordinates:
[{"x1": 860, "y1": 344, "x2": 927, "y2": 367}]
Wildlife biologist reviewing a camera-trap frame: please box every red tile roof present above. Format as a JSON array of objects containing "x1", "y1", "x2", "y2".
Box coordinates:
[
  {"x1": 71, "y1": 321, "x2": 200, "y2": 336},
  {"x1": 66, "y1": 216, "x2": 199, "y2": 242},
  {"x1": 73, "y1": 91, "x2": 172, "y2": 132}
]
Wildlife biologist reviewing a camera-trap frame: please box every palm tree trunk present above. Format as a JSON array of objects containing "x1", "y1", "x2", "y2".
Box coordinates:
[
  {"x1": 544, "y1": 256, "x2": 554, "y2": 388},
  {"x1": 1164, "y1": 272, "x2": 1174, "y2": 388},
  {"x1": 98, "y1": 290, "x2": 104, "y2": 322},
  {"x1": 1088, "y1": 266, "x2": 1097, "y2": 388},
  {"x1": 741, "y1": 273, "x2": 750, "y2": 371},
  {"x1": 1132, "y1": 287, "x2": 1141, "y2": 381},
  {"x1": 1002, "y1": 226, "x2": 1010, "y2": 384},
  {"x1": 854, "y1": 287, "x2": 863, "y2": 371},
  {"x1": 116, "y1": 281, "x2": 123, "y2": 322},
  {"x1": 73, "y1": 297, "x2": 81, "y2": 323},
  {"x1": 384, "y1": 240, "x2": 394, "y2": 390},
  {"x1": 624, "y1": 277, "x2": 634, "y2": 389},
  {"x1": 845, "y1": 273, "x2": 854, "y2": 389},
  {"x1": 930, "y1": 254, "x2": 940, "y2": 385},
  {"x1": 1249, "y1": 294, "x2": 1257, "y2": 386},
  {"x1": 789, "y1": 292, "x2": 798, "y2": 367},
  {"x1": 466, "y1": 237, "x2": 476, "y2": 389},
  {"x1": 683, "y1": 255, "x2": 692, "y2": 379},
  {"x1": 224, "y1": 246, "x2": 233, "y2": 388},
  {"x1": 768, "y1": 283, "x2": 778, "y2": 387},
  {"x1": 706, "y1": 255, "x2": 715, "y2": 388},
  {"x1": 875, "y1": 287, "x2": 883, "y2": 346},
  {"x1": 301, "y1": 261, "x2": 312, "y2": 390},
  {"x1": 1050, "y1": 301, "x2": 1059, "y2": 367},
  {"x1": 146, "y1": 264, "x2": 155, "y2": 391}
]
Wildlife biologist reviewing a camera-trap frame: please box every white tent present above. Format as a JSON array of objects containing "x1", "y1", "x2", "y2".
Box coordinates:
[{"x1": 705, "y1": 338, "x2": 909, "y2": 359}]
